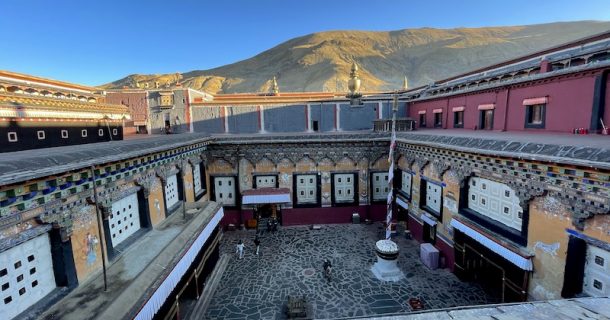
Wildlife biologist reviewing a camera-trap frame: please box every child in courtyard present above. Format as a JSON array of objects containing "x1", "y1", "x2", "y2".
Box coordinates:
[{"x1": 235, "y1": 239, "x2": 245, "y2": 259}]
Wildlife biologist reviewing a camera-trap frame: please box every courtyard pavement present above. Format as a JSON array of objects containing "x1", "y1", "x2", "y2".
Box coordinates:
[{"x1": 204, "y1": 223, "x2": 497, "y2": 320}]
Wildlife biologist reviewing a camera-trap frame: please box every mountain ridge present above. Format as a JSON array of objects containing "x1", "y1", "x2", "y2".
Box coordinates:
[{"x1": 102, "y1": 21, "x2": 610, "y2": 94}]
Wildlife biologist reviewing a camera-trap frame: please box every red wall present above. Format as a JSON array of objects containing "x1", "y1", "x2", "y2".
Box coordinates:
[
  {"x1": 407, "y1": 215, "x2": 424, "y2": 242},
  {"x1": 407, "y1": 215, "x2": 454, "y2": 271},
  {"x1": 505, "y1": 75, "x2": 597, "y2": 132},
  {"x1": 282, "y1": 206, "x2": 364, "y2": 226},
  {"x1": 220, "y1": 205, "x2": 389, "y2": 227},
  {"x1": 409, "y1": 71, "x2": 604, "y2": 133},
  {"x1": 436, "y1": 236, "x2": 455, "y2": 272}
]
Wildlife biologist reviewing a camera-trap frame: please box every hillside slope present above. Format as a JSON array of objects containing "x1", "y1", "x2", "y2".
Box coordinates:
[{"x1": 102, "y1": 21, "x2": 610, "y2": 94}]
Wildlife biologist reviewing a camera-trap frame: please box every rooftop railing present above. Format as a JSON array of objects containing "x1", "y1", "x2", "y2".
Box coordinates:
[{"x1": 373, "y1": 118, "x2": 416, "y2": 132}]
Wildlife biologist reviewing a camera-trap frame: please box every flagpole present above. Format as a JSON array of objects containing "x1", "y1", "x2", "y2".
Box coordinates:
[{"x1": 385, "y1": 93, "x2": 398, "y2": 239}]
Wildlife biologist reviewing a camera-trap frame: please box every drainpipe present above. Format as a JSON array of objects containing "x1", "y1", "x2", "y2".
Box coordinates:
[
  {"x1": 502, "y1": 86, "x2": 511, "y2": 131},
  {"x1": 444, "y1": 98, "x2": 450, "y2": 129},
  {"x1": 590, "y1": 70, "x2": 608, "y2": 132}
]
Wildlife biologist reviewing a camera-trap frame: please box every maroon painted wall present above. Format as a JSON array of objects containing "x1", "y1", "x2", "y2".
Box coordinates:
[
  {"x1": 407, "y1": 215, "x2": 424, "y2": 242},
  {"x1": 436, "y1": 236, "x2": 455, "y2": 272},
  {"x1": 409, "y1": 71, "x2": 605, "y2": 133},
  {"x1": 368, "y1": 204, "x2": 388, "y2": 222},
  {"x1": 221, "y1": 209, "x2": 254, "y2": 227},
  {"x1": 406, "y1": 215, "x2": 454, "y2": 271},
  {"x1": 282, "y1": 205, "x2": 367, "y2": 226},
  {"x1": 505, "y1": 75, "x2": 597, "y2": 132},
  {"x1": 219, "y1": 205, "x2": 390, "y2": 227}
]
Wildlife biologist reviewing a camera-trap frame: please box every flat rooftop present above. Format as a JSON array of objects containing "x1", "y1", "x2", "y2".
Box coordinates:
[
  {"x1": 397, "y1": 129, "x2": 610, "y2": 170},
  {"x1": 2, "y1": 128, "x2": 609, "y2": 185},
  {"x1": 0, "y1": 133, "x2": 212, "y2": 185},
  {"x1": 40, "y1": 201, "x2": 222, "y2": 320}
]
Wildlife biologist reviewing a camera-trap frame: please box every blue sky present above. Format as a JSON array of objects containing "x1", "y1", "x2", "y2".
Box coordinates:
[{"x1": 1, "y1": 0, "x2": 609, "y2": 86}]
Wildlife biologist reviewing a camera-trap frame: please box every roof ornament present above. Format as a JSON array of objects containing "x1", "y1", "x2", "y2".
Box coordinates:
[
  {"x1": 271, "y1": 76, "x2": 279, "y2": 96},
  {"x1": 347, "y1": 62, "x2": 363, "y2": 106},
  {"x1": 402, "y1": 76, "x2": 409, "y2": 90}
]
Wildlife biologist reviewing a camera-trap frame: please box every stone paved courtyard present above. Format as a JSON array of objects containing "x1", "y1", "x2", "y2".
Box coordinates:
[{"x1": 204, "y1": 223, "x2": 497, "y2": 319}]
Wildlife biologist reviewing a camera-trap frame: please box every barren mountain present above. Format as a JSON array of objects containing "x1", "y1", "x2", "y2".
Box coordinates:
[{"x1": 102, "y1": 21, "x2": 610, "y2": 94}]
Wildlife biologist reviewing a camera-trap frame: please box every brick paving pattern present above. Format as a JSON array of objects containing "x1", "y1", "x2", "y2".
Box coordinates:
[{"x1": 204, "y1": 224, "x2": 496, "y2": 319}]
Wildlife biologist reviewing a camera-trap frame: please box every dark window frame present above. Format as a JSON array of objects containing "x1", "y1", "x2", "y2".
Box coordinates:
[
  {"x1": 419, "y1": 113, "x2": 427, "y2": 128},
  {"x1": 209, "y1": 175, "x2": 240, "y2": 209},
  {"x1": 453, "y1": 111, "x2": 464, "y2": 128},
  {"x1": 458, "y1": 176, "x2": 529, "y2": 246},
  {"x1": 419, "y1": 177, "x2": 443, "y2": 221},
  {"x1": 193, "y1": 162, "x2": 207, "y2": 201},
  {"x1": 434, "y1": 112, "x2": 443, "y2": 128},
  {"x1": 252, "y1": 173, "x2": 279, "y2": 189},
  {"x1": 479, "y1": 109, "x2": 494, "y2": 130},
  {"x1": 292, "y1": 172, "x2": 321, "y2": 208},
  {"x1": 524, "y1": 103, "x2": 546, "y2": 129},
  {"x1": 397, "y1": 169, "x2": 413, "y2": 201},
  {"x1": 330, "y1": 172, "x2": 359, "y2": 207},
  {"x1": 423, "y1": 222, "x2": 437, "y2": 244},
  {"x1": 369, "y1": 170, "x2": 391, "y2": 204}
]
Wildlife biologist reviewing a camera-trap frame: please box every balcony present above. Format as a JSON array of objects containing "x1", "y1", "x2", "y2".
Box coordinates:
[{"x1": 373, "y1": 118, "x2": 416, "y2": 132}]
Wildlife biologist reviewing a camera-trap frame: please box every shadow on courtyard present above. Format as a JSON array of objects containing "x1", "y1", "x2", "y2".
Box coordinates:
[{"x1": 204, "y1": 224, "x2": 497, "y2": 320}]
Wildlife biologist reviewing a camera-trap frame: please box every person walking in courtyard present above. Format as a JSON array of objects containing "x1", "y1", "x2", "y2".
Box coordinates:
[
  {"x1": 236, "y1": 239, "x2": 245, "y2": 259},
  {"x1": 254, "y1": 236, "x2": 261, "y2": 255},
  {"x1": 323, "y1": 258, "x2": 332, "y2": 283}
]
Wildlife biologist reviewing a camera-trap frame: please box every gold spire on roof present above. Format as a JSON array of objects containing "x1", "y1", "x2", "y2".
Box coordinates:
[
  {"x1": 402, "y1": 76, "x2": 409, "y2": 90},
  {"x1": 347, "y1": 62, "x2": 362, "y2": 98},
  {"x1": 271, "y1": 76, "x2": 279, "y2": 96}
]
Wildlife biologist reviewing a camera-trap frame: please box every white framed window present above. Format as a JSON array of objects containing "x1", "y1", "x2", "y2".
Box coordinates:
[
  {"x1": 109, "y1": 193, "x2": 141, "y2": 247},
  {"x1": 401, "y1": 171, "x2": 412, "y2": 198},
  {"x1": 333, "y1": 173, "x2": 355, "y2": 203},
  {"x1": 468, "y1": 177, "x2": 522, "y2": 231},
  {"x1": 61, "y1": 130, "x2": 68, "y2": 139},
  {"x1": 37, "y1": 131, "x2": 45, "y2": 140},
  {"x1": 214, "y1": 176, "x2": 236, "y2": 206},
  {"x1": 0, "y1": 234, "x2": 56, "y2": 320},
  {"x1": 255, "y1": 175, "x2": 276, "y2": 188},
  {"x1": 583, "y1": 245, "x2": 610, "y2": 297},
  {"x1": 81, "y1": 129, "x2": 87, "y2": 138},
  {"x1": 424, "y1": 182, "x2": 442, "y2": 215},
  {"x1": 296, "y1": 174, "x2": 317, "y2": 204},
  {"x1": 164, "y1": 174, "x2": 180, "y2": 209},
  {"x1": 372, "y1": 172, "x2": 389, "y2": 201},
  {"x1": 7, "y1": 132, "x2": 17, "y2": 142},
  {"x1": 98, "y1": 129, "x2": 104, "y2": 137},
  {"x1": 193, "y1": 164, "x2": 203, "y2": 194},
  {"x1": 112, "y1": 129, "x2": 118, "y2": 135}
]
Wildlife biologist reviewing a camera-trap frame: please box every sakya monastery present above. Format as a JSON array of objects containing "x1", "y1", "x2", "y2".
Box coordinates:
[{"x1": 0, "y1": 31, "x2": 609, "y2": 320}]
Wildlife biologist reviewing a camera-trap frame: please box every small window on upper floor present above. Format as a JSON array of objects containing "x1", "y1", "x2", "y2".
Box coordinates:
[
  {"x1": 525, "y1": 104, "x2": 545, "y2": 129},
  {"x1": 434, "y1": 112, "x2": 442, "y2": 128},
  {"x1": 454, "y1": 111, "x2": 464, "y2": 128},
  {"x1": 419, "y1": 113, "x2": 426, "y2": 127}
]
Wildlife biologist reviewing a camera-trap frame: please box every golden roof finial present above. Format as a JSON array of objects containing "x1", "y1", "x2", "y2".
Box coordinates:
[
  {"x1": 271, "y1": 76, "x2": 279, "y2": 96},
  {"x1": 347, "y1": 62, "x2": 361, "y2": 98},
  {"x1": 402, "y1": 76, "x2": 409, "y2": 90}
]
